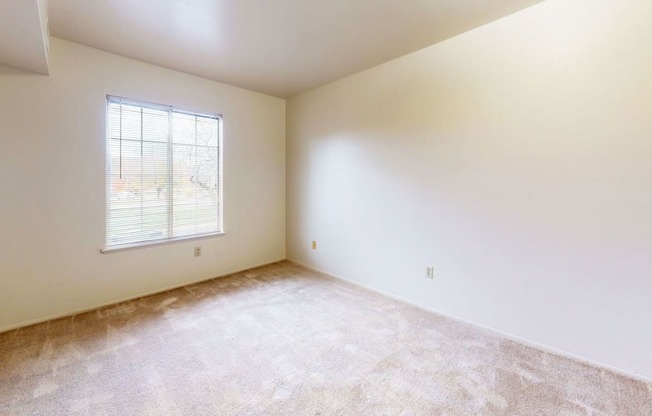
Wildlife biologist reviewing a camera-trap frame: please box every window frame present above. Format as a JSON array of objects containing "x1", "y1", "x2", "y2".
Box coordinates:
[{"x1": 102, "y1": 95, "x2": 225, "y2": 253}]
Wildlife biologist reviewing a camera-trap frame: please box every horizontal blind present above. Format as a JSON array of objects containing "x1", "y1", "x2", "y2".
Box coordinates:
[{"x1": 106, "y1": 96, "x2": 222, "y2": 249}]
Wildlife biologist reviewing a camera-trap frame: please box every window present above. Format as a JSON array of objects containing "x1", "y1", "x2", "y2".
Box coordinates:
[{"x1": 104, "y1": 96, "x2": 223, "y2": 251}]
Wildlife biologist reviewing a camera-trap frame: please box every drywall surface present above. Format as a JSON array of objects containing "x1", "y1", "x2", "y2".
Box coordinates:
[
  {"x1": 0, "y1": 0, "x2": 50, "y2": 74},
  {"x1": 287, "y1": 0, "x2": 652, "y2": 379},
  {"x1": 0, "y1": 38, "x2": 285, "y2": 330}
]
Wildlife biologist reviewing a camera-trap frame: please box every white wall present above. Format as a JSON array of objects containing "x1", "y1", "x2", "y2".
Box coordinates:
[
  {"x1": 0, "y1": 38, "x2": 286, "y2": 330},
  {"x1": 287, "y1": 0, "x2": 652, "y2": 379},
  {"x1": 0, "y1": 0, "x2": 50, "y2": 74}
]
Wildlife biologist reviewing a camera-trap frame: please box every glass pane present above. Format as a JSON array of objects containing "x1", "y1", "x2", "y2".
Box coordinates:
[
  {"x1": 120, "y1": 104, "x2": 142, "y2": 141},
  {"x1": 172, "y1": 143, "x2": 196, "y2": 236},
  {"x1": 172, "y1": 112, "x2": 196, "y2": 145},
  {"x1": 108, "y1": 139, "x2": 141, "y2": 177},
  {"x1": 171, "y1": 142, "x2": 219, "y2": 237},
  {"x1": 196, "y1": 116, "x2": 219, "y2": 147},
  {"x1": 108, "y1": 104, "x2": 121, "y2": 140},
  {"x1": 107, "y1": 205, "x2": 168, "y2": 246},
  {"x1": 108, "y1": 174, "x2": 144, "y2": 210},
  {"x1": 142, "y1": 108, "x2": 169, "y2": 142}
]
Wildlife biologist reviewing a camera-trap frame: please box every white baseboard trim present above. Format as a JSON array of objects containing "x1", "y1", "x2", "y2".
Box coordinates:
[
  {"x1": 287, "y1": 258, "x2": 652, "y2": 385},
  {"x1": 0, "y1": 258, "x2": 285, "y2": 334}
]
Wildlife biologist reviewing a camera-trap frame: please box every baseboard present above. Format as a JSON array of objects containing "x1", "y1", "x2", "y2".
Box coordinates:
[
  {"x1": 287, "y1": 258, "x2": 652, "y2": 385},
  {"x1": 0, "y1": 258, "x2": 285, "y2": 334}
]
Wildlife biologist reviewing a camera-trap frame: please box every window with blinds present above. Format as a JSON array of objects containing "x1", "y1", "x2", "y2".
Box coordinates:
[{"x1": 105, "y1": 96, "x2": 223, "y2": 251}]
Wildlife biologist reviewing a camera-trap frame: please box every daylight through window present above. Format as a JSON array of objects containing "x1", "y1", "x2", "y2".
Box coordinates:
[{"x1": 105, "y1": 96, "x2": 222, "y2": 250}]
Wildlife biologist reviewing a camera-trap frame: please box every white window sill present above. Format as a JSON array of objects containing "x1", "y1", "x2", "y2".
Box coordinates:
[{"x1": 101, "y1": 232, "x2": 226, "y2": 254}]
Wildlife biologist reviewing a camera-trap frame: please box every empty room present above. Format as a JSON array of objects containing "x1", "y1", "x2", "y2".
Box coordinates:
[{"x1": 1, "y1": 0, "x2": 651, "y2": 414}]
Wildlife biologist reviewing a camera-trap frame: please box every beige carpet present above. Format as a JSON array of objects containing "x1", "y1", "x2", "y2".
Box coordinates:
[{"x1": 1, "y1": 261, "x2": 650, "y2": 415}]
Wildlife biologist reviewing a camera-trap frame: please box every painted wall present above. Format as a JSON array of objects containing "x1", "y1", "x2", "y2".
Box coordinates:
[
  {"x1": 0, "y1": 0, "x2": 50, "y2": 74},
  {"x1": 287, "y1": 0, "x2": 652, "y2": 379},
  {"x1": 0, "y1": 38, "x2": 286, "y2": 330}
]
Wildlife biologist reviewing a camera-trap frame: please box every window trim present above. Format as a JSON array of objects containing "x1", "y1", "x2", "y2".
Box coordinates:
[{"x1": 102, "y1": 95, "x2": 225, "y2": 254}]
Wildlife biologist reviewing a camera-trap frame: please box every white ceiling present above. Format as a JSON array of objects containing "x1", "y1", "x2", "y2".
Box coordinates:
[{"x1": 44, "y1": 0, "x2": 544, "y2": 98}]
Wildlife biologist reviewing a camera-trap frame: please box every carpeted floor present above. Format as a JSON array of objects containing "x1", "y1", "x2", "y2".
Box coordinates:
[{"x1": 1, "y1": 261, "x2": 650, "y2": 415}]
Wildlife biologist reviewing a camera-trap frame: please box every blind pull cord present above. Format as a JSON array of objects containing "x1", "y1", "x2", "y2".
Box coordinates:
[{"x1": 119, "y1": 103, "x2": 123, "y2": 179}]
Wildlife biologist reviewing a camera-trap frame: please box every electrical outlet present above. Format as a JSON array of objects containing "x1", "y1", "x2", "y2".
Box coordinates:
[
  {"x1": 311, "y1": 240, "x2": 317, "y2": 250},
  {"x1": 194, "y1": 246, "x2": 201, "y2": 257},
  {"x1": 425, "y1": 266, "x2": 434, "y2": 279}
]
